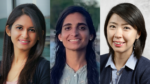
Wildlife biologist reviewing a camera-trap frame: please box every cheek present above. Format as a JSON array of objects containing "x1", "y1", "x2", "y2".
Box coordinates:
[
  {"x1": 61, "y1": 33, "x2": 68, "y2": 40},
  {"x1": 82, "y1": 32, "x2": 90, "y2": 39},
  {"x1": 107, "y1": 30, "x2": 114, "y2": 43},
  {"x1": 31, "y1": 33, "x2": 38, "y2": 41},
  {"x1": 10, "y1": 29, "x2": 20, "y2": 40},
  {"x1": 123, "y1": 32, "x2": 136, "y2": 44}
]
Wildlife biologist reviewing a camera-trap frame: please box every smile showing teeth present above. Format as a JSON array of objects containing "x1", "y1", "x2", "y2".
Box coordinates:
[
  {"x1": 21, "y1": 41, "x2": 28, "y2": 43},
  {"x1": 114, "y1": 42, "x2": 122, "y2": 44},
  {"x1": 69, "y1": 39, "x2": 79, "y2": 42}
]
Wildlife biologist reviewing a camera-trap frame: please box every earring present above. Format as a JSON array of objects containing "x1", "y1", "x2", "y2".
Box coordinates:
[
  {"x1": 134, "y1": 39, "x2": 138, "y2": 50},
  {"x1": 60, "y1": 40, "x2": 62, "y2": 42}
]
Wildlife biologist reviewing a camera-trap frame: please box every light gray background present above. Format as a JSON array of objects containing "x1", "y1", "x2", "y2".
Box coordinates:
[{"x1": 100, "y1": 0, "x2": 150, "y2": 59}]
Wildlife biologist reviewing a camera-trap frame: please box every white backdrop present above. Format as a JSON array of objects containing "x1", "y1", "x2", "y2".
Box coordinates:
[{"x1": 100, "y1": 0, "x2": 150, "y2": 59}]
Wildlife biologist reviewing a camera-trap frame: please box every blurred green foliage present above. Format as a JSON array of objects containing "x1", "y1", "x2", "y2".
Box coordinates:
[{"x1": 50, "y1": 0, "x2": 100, "y2": 31}]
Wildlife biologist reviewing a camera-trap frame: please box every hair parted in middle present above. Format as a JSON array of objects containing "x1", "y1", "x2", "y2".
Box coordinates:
[{"x1": 50, "y1": 6, "x2": 99, "y2": 84}]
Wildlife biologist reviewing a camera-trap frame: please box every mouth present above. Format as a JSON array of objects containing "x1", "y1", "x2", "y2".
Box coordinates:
[
  {"x1": 19, "y1": 39, "x2": 30, "y2": 45},
  {"x1": 113, "y1": 41, "x2": 125, "y2": 47},
  {"x1": 69, "y1": 39, "x2": 80, "y2": 42}
]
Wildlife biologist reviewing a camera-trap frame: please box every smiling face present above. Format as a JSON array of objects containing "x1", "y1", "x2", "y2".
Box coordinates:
[
  {"x1": 6, "y1": 14, "x2": 38, "y2": 51},
  {"x1": 107, "y1": 13, "x2": 140, "y2": 54},
  {"x1": 58, "y1": 12, "x2": 93, "y2": 51}
]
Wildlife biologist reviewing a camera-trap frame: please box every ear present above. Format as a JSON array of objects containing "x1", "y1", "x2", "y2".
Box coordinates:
[
  {"x1": 136, "y1": 32, "x2": 141, "y2": 39},
  {"x1": 58, "y1": 34, "x2": 62, "y2": 42},
  {"x1": 89, "y1": 34, "x2": 93, "y2": 41},
  {"x1": 6, "y1": 25, "x2": 11, "y2": 36}
]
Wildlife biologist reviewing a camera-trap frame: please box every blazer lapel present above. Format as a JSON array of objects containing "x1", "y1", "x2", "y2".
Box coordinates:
[
  {"x1": 101, "y1": 66, "x2": 112, "y2": 84},
  {"x1": 118, "y1": 67, "x2": 133, "y2": 84}
]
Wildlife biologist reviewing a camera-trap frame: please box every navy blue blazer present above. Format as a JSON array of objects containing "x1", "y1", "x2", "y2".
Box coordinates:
[{"x1": 100, "y1": 54, "x2": 150, "y2": 84}]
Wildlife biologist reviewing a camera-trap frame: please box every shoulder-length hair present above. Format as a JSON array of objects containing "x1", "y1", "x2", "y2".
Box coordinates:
[
  {"x1": 0, "y1": 4, "x2": 46, "y2": 84},
  {"x1": 51, "y1": 6, "x2": 99, "y2": 84},
  {"x1": 104, "y1": 3, "x2": 147, "y2": 59}
]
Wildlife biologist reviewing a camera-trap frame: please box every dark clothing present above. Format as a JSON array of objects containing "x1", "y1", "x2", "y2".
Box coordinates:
[
  {"x1": 0, "y1": 57, "x2": 50, "y2": 84},
  {"x1": 100, "y1": 54, "x2": 150, "y2": 84},
  {"x1": 32, "y1": 57, "x2": 50, "y2": 84}
]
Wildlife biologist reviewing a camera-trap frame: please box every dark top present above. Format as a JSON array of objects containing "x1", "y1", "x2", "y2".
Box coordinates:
[
  {"x1": 0, "y1": 57, "x2": 50, "y2": 84},
  {"x1": 31, "y1": 57, "x2": 50, "y2": 84},
  {"x1": 100, "y1": 54, "x2": 150, "y2": 84}
]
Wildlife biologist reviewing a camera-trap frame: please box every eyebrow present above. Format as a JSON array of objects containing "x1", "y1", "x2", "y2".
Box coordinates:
[
  {"x1": 15, "y1": 24, "x2": 34, "y2": 28},
  {"x1": 77, "y1": 23, "x2": 87, "y2": 26},
  {"x1": 109, "y1": 22, "x2": 129, "y2": 25},
  {"x1": 63, "y1": 23, "x2": 87, "y2": 27},
  {"x1": 62, "y1": 23, "x2": 71, "y2": 27}
]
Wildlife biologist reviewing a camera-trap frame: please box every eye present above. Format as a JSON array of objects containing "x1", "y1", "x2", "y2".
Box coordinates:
[
  {"x1": 64, "y1": 27, "x2": 71, "y2": 30},
  {"x1": 124, "y1": 27, "x2": 130, "y2": 30},
  {"x1": 16, "y1": 27, "x2": 22, "y2": 30},
  {"x1": 29, "y1": 29, "x2": 36, "y2": 32},
  {"x1": 109, "y1": 25, "x2": 116, "y2": 28},
  {"x1": 79, "y1": 26, "x2": 86, "y2": 30}
]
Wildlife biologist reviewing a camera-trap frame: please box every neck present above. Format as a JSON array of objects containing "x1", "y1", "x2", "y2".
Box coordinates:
[
  {"x1": 13, "y1": 48, "x2": 29, "y2": 64},
  {"x1": 66, "y1": 49, "x2": 87, "y2": 72},
  {"x1": 113, "y1": 48, "x2": 133, "y2": 70}
]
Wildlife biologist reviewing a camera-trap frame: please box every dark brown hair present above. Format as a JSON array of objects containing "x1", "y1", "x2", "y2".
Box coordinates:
[
  {"x1": 0, "y1": 4, "x2": 46, "y2": 84},
  {"x1": 104, "y1": 3, "x2": 147, "y2": 59}
]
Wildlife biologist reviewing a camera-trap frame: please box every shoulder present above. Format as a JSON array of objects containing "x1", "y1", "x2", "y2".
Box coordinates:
[
  {"x1": 100, "y1": 54, "x2": 109, "y2": 67},
  {"x1": 33, "y1": 57, "x2": 50, "y2": 84},
  {"x1": 35, "y1": 57, "x2": 50, "y2": 74},
  {"x1": 100, "y1": 53, "x2": 109, "y2": 61},
  {"x1": 135, "y1": 56, "x2": 150, "y2": 83},
  {"x1": 136, "y1": 56, "x2": 150, "y2": 69},
  {"x1": 37, "y1": 57, "x2": 50, "y2": 68}
]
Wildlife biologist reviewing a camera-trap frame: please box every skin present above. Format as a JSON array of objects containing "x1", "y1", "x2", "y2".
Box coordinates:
[
  {"x1": 6, "y1": 15, "x2": 38, "y2": 82},
  {"x1": 58, "y1": 12, "x2": 93, "y2": 72},
  {"x1": 107, "y1": 13, "x2": 140, "y2": 70}
]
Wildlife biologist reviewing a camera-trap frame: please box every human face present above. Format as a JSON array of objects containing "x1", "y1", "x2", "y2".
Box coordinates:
[
  {"x1": 107, "y1": 13, "x2": 140, "y2": 54},
  {"x1": 58, "y1": 12, "x2": 93, "y2": 51},
  {"x1": 6, "y1": 15, "x2": 38, "y2": 51}
]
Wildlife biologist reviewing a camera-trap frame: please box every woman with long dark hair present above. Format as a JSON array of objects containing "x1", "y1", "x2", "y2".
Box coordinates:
[
  {"x1": 51, "y1": 6, "x2": 99, "y2": 84},
  {"x1": 0, "y1": 4, "x2": 50, "y2": 84},
  {"x1": 100, "y1": 3, "x2": 150, "y2": 84}
]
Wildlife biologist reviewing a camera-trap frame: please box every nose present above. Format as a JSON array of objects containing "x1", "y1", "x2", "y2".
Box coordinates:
[
  {"x1": 114, "y1": 28, "x2": 122, "y2": 39},
  {"x1": 22, "y1": 30, "x2": 29, "y2": 39},
  {"x1": 71, "y1": 28, "x2": 79, "y2": 37}
]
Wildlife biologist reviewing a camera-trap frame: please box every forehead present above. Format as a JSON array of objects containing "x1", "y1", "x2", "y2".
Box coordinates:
[
  {"x1": 108, "y1": 13, "x2": 127, "y2": 24},
  {"x1": 13, "y1": 14, "x2": 33, "y2": 26},
  {"x1": 63, "y1": 12, "x2": 86, "y2": 25}
]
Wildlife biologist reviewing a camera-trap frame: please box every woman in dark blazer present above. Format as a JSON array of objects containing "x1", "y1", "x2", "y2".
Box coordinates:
[
  {"x1": 0, "y1": 4, "x2": 50, "y2": 84},
  {"x1": 100, "y1": 3, "x2": 150, "y2": 84}
]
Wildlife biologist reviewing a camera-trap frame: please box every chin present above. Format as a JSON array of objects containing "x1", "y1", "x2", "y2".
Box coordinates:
[
  {"x1": 114, "y1": 50, "x2": 125, "y2": 54},
  {"x1": 67, "y1": 47, "x2": 86, "y2": 51}
]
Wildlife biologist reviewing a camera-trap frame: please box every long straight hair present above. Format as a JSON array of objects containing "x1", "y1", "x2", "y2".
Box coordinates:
[
  {"x1": 51, "y1": 6, "x2": 99, "y2": 84},
  {"x1": 0, "y1": 4, "x2": 46, "y2": 84},
  {"x1": 104, "y1": 3, "x2": 147, "y2": 59}
]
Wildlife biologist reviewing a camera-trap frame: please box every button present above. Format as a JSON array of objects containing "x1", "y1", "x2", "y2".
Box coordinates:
[
  {"x1": 116, "y1": 72, "x2": 119, "y2": 75},
  {"x1": 74, "y1": 74, "x2": 76, "y2": 77}
]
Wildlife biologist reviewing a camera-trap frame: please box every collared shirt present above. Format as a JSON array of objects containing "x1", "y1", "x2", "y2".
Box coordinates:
[
  {"x1": 60, "y1": 64, "x2": 87, "y2": 84},
  {"x1": 105, "y1": 52, "x2": 137, "y2": 84}
]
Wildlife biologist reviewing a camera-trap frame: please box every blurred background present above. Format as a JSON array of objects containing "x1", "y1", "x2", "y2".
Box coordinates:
[
  {"x1": 50, "y1": 0, "x2": 100, "y2": 67},
  {"x1": 0, "y1": 0, "x2": 50, "y2": 61}
]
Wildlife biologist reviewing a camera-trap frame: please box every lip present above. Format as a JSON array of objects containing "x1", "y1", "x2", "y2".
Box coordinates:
[
  {"x1": 113, "y1": 41, "x2": 125, "y2": 47},
  {"x1": 68, "y1": 39, "x2": 80, "y2": 43},
  {"x1": 19, "y1": 39, "x2": 30, "y2": 45}
]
